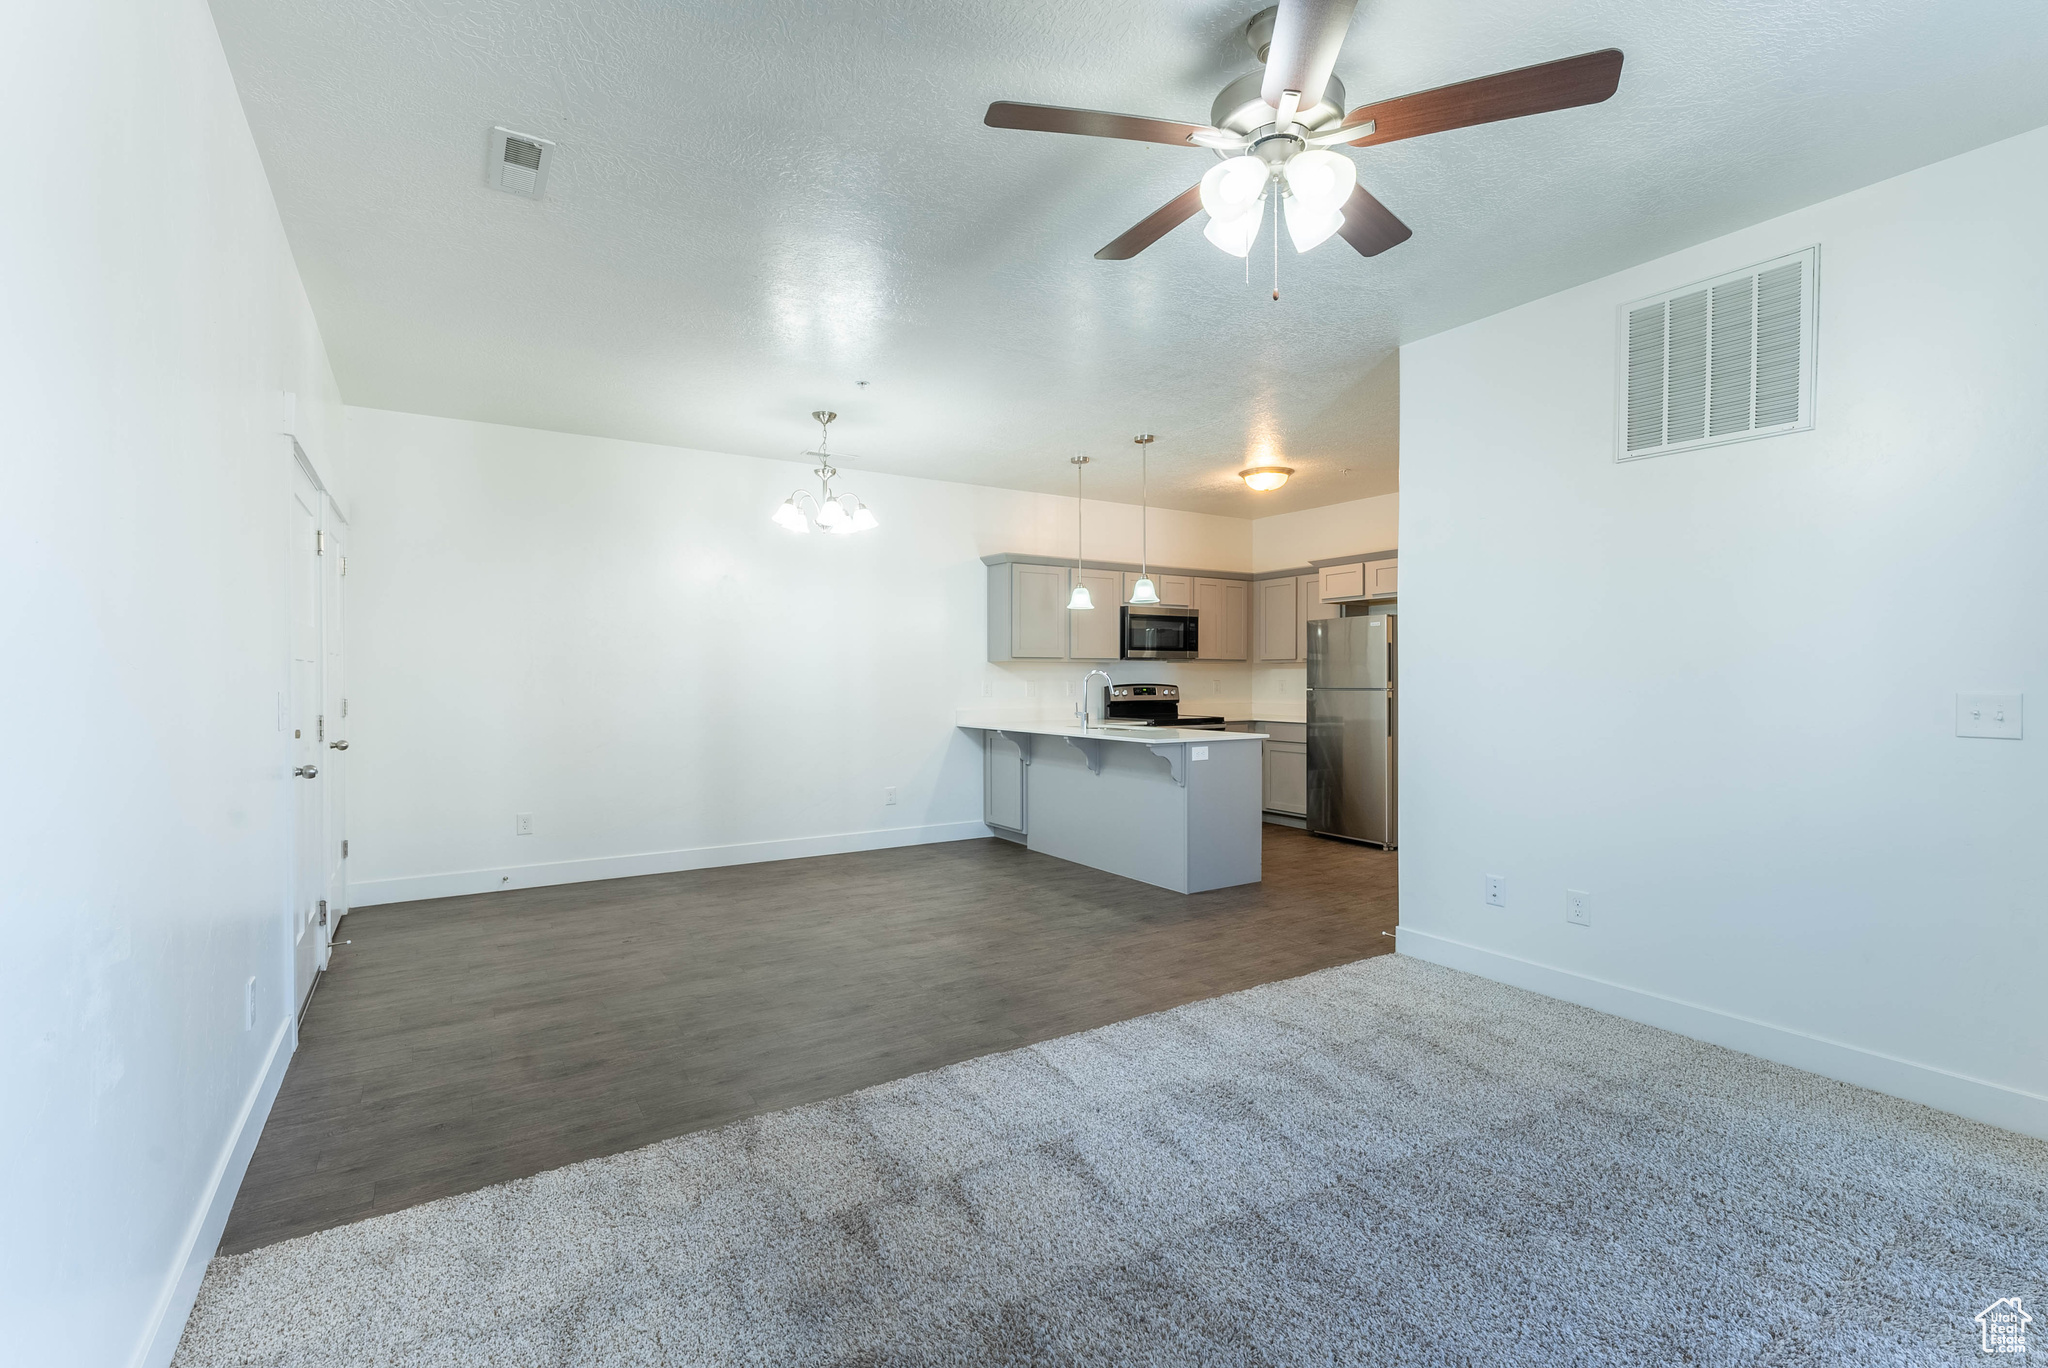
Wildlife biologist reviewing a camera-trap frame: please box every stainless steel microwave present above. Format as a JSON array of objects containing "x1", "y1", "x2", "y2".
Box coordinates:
[{"x1": 1120, "y1": 605, "x2": 1199, "y2": 660}]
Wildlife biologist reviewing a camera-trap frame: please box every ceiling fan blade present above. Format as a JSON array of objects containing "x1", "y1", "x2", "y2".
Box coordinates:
[
  {"x1": 1095, "y1": 184, "x2": 1204, "y2": 261},
  {"x1": 985, "y1": 101, "x2": 1207, "y2": 147},
  {"x1": 1337, "y1": 48, "x2": 1624, "y2": 146},
  {"x1": 1262, "y1": 0, "x2": 1360, "y2": 113},
  {"x1": 1336, "y1": 184, "x2": 1412, "y2": 257}
]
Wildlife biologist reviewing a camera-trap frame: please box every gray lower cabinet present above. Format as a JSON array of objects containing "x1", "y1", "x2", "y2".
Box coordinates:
[
  {"x1": 1263, "y1": 741, "x2": 1308, "y2": 816},
  {"x1": 984, "y1": 732, "x2": 1027, "y2": 833},
  {"x1": 988, "y1": 562, "x2": 1069, "y2": 661}
]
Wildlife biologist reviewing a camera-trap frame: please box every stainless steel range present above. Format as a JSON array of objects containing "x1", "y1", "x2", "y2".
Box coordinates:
[{"x1": 1102, "y1": 683, "x2": 1227, "y2": 730}]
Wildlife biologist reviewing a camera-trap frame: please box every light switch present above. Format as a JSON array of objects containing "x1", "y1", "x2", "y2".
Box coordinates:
[
  {"x1": 1956, "y1": 693, "x2": 2023, "y2": 740},
  {"x1": 1191, "y1": 746, "x2": 1209, "y2": 761}
]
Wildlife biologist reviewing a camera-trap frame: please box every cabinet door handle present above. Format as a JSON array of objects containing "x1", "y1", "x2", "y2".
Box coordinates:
[
  {"x1": 329, "y1": 740, "x2": 349, "y2": 750},
  {"x1": 294, "y1": 765, "x2": 319, "y2": 779}
]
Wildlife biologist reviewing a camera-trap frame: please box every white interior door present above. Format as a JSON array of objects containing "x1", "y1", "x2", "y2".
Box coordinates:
[
  {"x1": 321, "y1": 512, "x2": 348, "y2": 966},
  {"x1": 289, "y1": 468, "x2": 324, "y2": 1014}
]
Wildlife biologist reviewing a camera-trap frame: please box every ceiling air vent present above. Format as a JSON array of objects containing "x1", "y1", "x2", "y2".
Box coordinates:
[
  {"x1": 487, "y1": 126, "x2": 554, "y2": 199},
  {"x1": 1616, "y1": 246, "x2": 1817, "y2": 461}
]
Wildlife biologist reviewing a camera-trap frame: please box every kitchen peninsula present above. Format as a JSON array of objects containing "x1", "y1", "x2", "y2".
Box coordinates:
[{"x1": 958, "y1": 719, "x2": 1267, "y2": 893}]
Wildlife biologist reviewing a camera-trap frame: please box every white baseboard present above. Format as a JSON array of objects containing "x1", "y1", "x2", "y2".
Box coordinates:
[
  {"x1": 349, "y1": 819, "x2": 996, "y2": 907},
  {"x1": 132, "y1": 1013, "x2": 293, "y2": 1368},
  {"x1": 1396, "y1": 927, "x2": 2048, "y2": 1143}
]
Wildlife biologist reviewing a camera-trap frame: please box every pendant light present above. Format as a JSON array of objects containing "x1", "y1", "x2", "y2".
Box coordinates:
[
  {"x1": 1067, "y1": 456, "x2": 1094, "y2": 610},
  {"x1": 1128, "y1": 434, "x2": 1161, "y2": 604},
  {"x1": 771, "y1": 411, "x2": 878, "y2": 534}
]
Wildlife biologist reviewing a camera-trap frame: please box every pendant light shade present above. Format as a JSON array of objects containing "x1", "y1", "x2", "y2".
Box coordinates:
[
  {"x1": 1129, "y1": 433, "x2": 1160, "y2": 603},
  {"x1": 1068, "y1": 455, "x2": 1094, "y2": 609}
]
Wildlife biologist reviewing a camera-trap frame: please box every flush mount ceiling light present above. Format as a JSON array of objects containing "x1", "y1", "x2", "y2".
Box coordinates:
[
  {"x1": 1128, "y1": 434, "x2": 1161, "y2": 605},
  {"x1": 983, "y1": 2, "x2": 1624, "y2": 286},
  {"x1": 1239, "y1": 465, "x2": 1294, "y2": 492},
  {"x1": 1067, "y1": 456, "x2": 1095, "y2": 609},
  {"x1": 771, "y1": 411, "x2": 877, "y2": 535}
]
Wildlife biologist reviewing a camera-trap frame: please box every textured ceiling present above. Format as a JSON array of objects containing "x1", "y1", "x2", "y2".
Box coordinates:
[{"x1": 210, "y1": 0, "x2": 2048, "y2": 515}]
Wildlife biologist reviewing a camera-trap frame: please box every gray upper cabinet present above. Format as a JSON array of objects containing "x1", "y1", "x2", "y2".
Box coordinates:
[
  {"x1": 1121, "y1": 572, "x2": 1192, "y2": 607},
  {"x1": 1298, "y1": 572, "x2": 1337, "y2": 659},
  {"x1": 1320, "y1": 557, "x2": 1398, "y2": 603},
  {"x1": 1194, "y1": 577, "x2": 1248, "y2": 660},
  {"x1": 1254, "y1": 578, "x2": 1299, "y2": 661},
  {"x1": 988, "y1": 562, "x2": 1069, "y2": 661},
  {"x1": 1069, "y1": 568, "x2": 1122, "y2": 660}
]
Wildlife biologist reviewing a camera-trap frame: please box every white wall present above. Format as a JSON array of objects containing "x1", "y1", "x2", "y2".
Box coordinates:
[
  {"x1": 343, "y1": 408, "x2": 1256, "y2": 903},
  {"x1": 1250, "y1": 493, "x2": 1399, "y2": 573},
  {"x1": 1398, "y1": 126, "x2": 2048, "y2": 1138},
  {"x1": 0, "y1": 1, "x2": 347, "y2": 1363}
]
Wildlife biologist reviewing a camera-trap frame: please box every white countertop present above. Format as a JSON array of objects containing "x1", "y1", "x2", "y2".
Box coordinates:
[{"x1": 957, "y1": 716, "x2": 1267, "y2": 744}]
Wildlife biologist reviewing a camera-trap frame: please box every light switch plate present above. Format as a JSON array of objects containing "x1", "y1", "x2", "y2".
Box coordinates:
[
  {"x1": 1956, "y1": 693, "x2": 2023, "y2": 739},
  {"x1": 1566, "y1": 889, "x2": 1591, "y2": 927}
]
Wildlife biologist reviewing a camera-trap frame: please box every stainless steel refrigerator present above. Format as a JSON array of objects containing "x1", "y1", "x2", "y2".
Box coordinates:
[{"x1": 1306, "y1": 614, "x2": 1397, "y2": 848}]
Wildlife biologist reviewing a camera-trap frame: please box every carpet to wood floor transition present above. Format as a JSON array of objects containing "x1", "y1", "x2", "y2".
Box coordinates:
[{"x1": 176, "y1": 955, "x2": 2046, "y2": 1367}]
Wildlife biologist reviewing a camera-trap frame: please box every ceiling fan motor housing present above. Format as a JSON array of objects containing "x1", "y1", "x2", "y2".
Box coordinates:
[{"x1": 1211, "y1": 68, "x2": 1346, "y2": 136}]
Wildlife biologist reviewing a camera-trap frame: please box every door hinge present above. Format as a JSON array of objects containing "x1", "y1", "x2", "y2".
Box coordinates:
[
  {"x1": 340, "y1": 555, "x2": 347, "y2": 577},
  {"x1": 317, "y1": 899, "x2": 328, "y2": 927},
  {"x1": 342, "y1": 839, "x2": 349, "y2": 859},
  {"x1": 341, "y1": 697, "x2": 349, "y2": 719},
  {"x1": 317, "y1": 714, "x2": 324, "y2": 742},
  {"x1": 316, "y1": 529, "x2": 324, "y2": 555}
]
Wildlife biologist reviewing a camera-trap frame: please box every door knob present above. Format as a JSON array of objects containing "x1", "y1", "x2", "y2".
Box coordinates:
[
  {"x1": 294, "y1": 765, "x2": 319, "y2": 779},
  {"x1": 329, "y1": 740, "x2": 349, "y2": 750}
]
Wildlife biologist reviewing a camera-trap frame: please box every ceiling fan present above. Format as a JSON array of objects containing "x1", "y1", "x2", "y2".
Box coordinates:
[{"x1": 984, "y1": 1, "x2": 1622, "y2": 265}]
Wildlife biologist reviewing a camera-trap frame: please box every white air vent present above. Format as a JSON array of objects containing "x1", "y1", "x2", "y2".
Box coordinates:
[
  {"x1": 1616, "y1": 246, "x2": 1817, "y2": 461},
  {"x1": 487, "y1": 126, "x2": 554, "y2": 199}
]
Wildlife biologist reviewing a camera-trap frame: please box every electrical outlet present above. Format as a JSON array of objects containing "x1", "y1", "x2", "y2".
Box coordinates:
[
  {"x1": 884, "y1": 786, "x2": 898, "y2": 806},
  {"x1": 515, "y1": 813, "x2": 534, "y2": 836},
  {"x1": 244, "y1": 977, "x2": 256, "y2": 1031},
  {"x1": 1566, "y1": 889, "x2": 1592, "y2": 927},
  {"x1": 1484, "y1": 875, "x2": 1506, "y2": 908},
  {"x1": 1192, "y1": 745, "x2": 1210, "y2": 761}
]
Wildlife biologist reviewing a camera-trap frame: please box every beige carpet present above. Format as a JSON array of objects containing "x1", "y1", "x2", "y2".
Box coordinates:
[{"x1": 176, "y1": 955, "x2": 2045, "y2": 1366}]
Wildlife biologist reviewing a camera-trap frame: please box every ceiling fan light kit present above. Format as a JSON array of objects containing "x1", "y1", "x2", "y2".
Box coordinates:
[
  {"x1": 984, "y1": 1, "x2": 1623, "y2": 270},
  {"x1": 771, "y1": 411, "x2": 877, "y2": 536},
  {"x1": 1239, "y1": 465, "x2": 1295, "y2": 492}
]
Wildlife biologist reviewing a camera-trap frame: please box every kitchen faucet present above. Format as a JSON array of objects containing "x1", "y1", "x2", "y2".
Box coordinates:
[{"x1": 1077, "y1": 669, "x2": 1112, "y2": 728}]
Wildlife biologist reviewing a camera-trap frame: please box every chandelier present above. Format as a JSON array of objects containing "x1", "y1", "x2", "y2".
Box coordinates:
[{"x1": 771, "y1": 411, "x2": 877, "y2": 535}]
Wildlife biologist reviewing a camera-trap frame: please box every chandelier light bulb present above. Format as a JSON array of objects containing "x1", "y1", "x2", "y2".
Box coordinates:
[
  {"x1": 1199, "y1": 155, "x2": 1269, "y2": 222},
  {"x1": 815, "y1": 498, "x2": 849, "y2": 529},
  {"x1": 1203, "y1": 209, "x2": 1264, "y2": 258},
  {"x1": 850, "y1": 503, "x2": 878, "y2": 531},
  {"x1": 772, "y1": 499, "x2": 810, "y2": 533},
  {"x1": 1283, "y1": 150, "x2": 1356, "y2": 215}
]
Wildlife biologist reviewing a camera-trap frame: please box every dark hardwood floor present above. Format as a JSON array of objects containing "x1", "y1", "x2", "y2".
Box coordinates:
[{"x1": 220, "y1": 826, "x2": 1397, "y2": 1254}]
